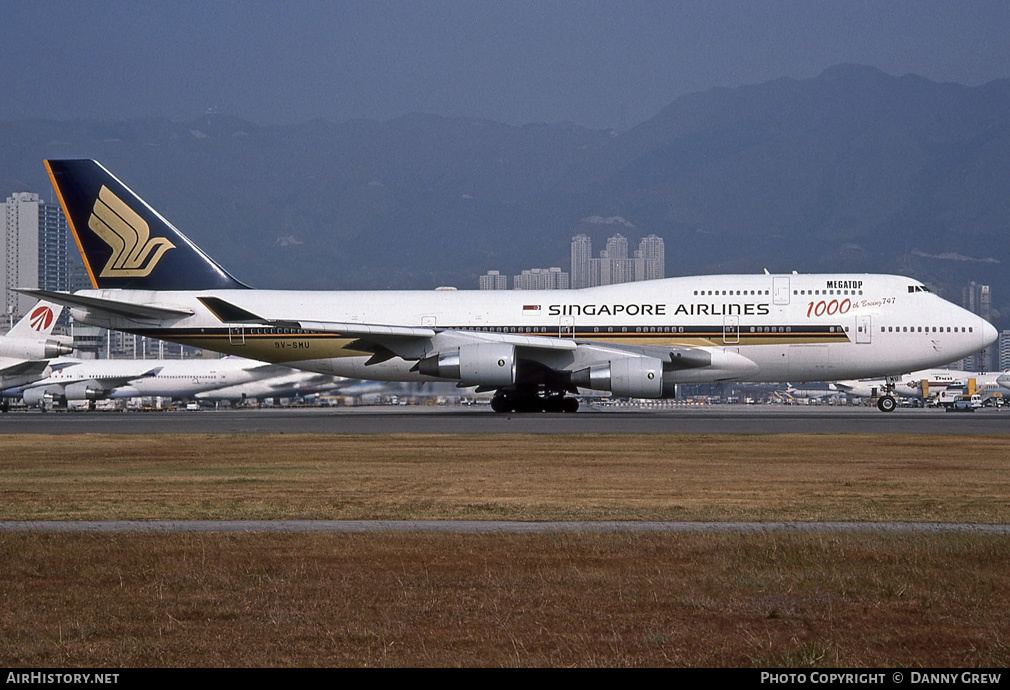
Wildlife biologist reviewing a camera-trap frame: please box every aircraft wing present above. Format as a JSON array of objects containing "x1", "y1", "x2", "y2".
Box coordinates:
[
  {"x1": 0, "y1": 358, "x2": 52, "y2": 389},
  {"x1": 197, "y1": 297, "x2": 731, "y2": 368},
  {"x1": 198, "y1": 297, "x2": 436, "y2": 339},
  {"x1": 196, "y1": 295, "x2": 760, "y2": 383}
]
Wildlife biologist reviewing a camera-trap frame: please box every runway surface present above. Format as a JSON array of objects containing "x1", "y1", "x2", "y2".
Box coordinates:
[{"x1": 1, "y1": 403, "x2": 1008, "y2": 434}]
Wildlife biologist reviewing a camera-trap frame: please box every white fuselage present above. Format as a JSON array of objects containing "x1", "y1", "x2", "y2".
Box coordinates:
[{"x1": 66, "y1": 273, "x2": 997, "y2": 388}]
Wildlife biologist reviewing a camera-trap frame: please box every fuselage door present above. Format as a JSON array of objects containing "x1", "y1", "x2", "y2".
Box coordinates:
[
  {"x1": 559, "y1": 316, "x2": 575, "y2": 339},
  {"x1": 228, "y1": 326, "x2": 245, "y2": 345},
  {"x1": 773, "y1": 277, "x2": 791, "y2": 305},
  {"x1": 723, "y1": 315, "x2": 740, "y2": 344},
  {"x1": 855, "y1": 315, "x2": 871, "y2": 344}
]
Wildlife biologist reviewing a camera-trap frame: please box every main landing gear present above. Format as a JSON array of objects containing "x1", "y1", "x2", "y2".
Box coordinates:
[
  {"x1": 490, "y1": 389, "x2": 579, "y2": 413},
  {"x1": 876, "y1": 395, "x2": 897, "y2": 413},
  {"x1": 875, "y1": 375, "x2": 900, "y2": 412}
]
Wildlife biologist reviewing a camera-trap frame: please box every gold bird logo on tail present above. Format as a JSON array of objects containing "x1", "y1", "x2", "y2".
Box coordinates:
[{"x1": 88, "y1": 185, "x2": 175, "y2": 277}]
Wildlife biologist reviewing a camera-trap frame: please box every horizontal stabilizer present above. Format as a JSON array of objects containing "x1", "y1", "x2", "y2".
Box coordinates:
[{"x1": 15, "y1": 289, "x2": 193, "y2": 322}]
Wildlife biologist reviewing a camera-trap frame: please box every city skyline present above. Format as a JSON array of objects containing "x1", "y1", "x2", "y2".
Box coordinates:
[
  {"x1": 2, "y1": 192, "x2": 68, "y2": 322},
  {"x1": 481, "y1": 233, "x2": 666, "y2": 291}
]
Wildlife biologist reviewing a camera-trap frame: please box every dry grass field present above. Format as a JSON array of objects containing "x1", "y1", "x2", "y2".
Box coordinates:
[{"x1": 2, "y1": 433, "x2": 1009, "y2": 667}]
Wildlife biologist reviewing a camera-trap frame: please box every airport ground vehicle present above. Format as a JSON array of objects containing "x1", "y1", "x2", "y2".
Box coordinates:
[{"x1": 945, "y1": 394, "x2": 982, "y2": 412}]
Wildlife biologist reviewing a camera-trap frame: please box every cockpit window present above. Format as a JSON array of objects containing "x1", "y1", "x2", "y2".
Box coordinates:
[{"x1": 907, "y1": 285, "x2": 932, "y2": 293}]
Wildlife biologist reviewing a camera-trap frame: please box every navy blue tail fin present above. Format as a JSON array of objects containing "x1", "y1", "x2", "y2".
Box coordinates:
[{"x1": 45, "y1": 159, "x2": 247, "y2": 290}]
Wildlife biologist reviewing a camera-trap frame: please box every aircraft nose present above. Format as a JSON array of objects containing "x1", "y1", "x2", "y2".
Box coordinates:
[{"x1": 981, "y1": 319, "x2": 998, "y2": 348}]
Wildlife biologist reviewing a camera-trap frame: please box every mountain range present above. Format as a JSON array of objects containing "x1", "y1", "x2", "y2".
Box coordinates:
[{"x1": 1, "y1": 64, "x2": 1006, "y2": 327}]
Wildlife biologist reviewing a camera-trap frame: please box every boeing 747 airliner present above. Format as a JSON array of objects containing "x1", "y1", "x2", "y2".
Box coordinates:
[{"x1": 20, "y1": 160, "x2": 998, "y2": 413}]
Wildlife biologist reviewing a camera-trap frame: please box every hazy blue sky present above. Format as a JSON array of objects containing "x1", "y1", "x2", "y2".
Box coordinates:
[{"x1": 4, "y1": 0, "x2": 1010, "y2": 129}]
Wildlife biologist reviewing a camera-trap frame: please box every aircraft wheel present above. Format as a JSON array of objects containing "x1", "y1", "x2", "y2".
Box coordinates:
[
  {"x1": 562, "y1": 397, "x2": 579, "y2": 413},
  {"x1": 877, "y1": 395, "x2": 897, "y2": 413},
  {"x1": 525, "y1": 397, "x2": 547, "y2": 413},
  {"x1": 490, "y1": 395, "x2": 512, "y2": 413},
  {"x1": 543, "y1": 396, "x2": 569, "y2": 412}
]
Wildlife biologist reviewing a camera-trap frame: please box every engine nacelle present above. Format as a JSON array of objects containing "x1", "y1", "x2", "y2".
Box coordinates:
[
  {"x1": 64, "y1": 381, "x2": 107, "y2": 401},
  {"x1": 571, "y1": 356, "x2": 672, "y2": 398},
  {"x1": 23, "y1": 386, "x2": 63, "y2": 407},
  {"x1": 416, "y1": 343, "x2": 516, "y2": 387},
  {"x1": 0, "y1": 339, "x2": 74, "y2": 359}
]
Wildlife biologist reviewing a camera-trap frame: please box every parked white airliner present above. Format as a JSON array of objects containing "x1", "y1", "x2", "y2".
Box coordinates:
[
  {"x1": 194, "y1": 370, "x2": 345, "y2": 404},
  {"x1": 0, "y1": 300, "x2": 73, "y2": 391},
  {"x1": 21, "y1": 160, "x2": 998, "y2": 413},
  {"x1": 832, "y1": 368, "x2": 1009, "y2": 400},
  {"x1": 11, "y1": 356, "x2": 292, "y2": 408}
]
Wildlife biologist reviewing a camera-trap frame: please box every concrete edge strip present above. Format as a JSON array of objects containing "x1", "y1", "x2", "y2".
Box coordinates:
[{"x1": 2, "y1": 520, "x2": 1009, "y2": 534}]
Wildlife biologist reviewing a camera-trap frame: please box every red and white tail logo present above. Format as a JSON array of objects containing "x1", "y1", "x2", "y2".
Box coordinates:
[{"x1": 29, "y1": 305, "x2": 54, "y2": 332}]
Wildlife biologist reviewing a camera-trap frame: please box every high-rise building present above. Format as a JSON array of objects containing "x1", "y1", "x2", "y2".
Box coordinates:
[
  {"x1": 962, "y1": 282, "x2": 995, "y2": 372},
  {"x1": 570, "y1": 234, "x2": 594, "y2": 289},
  {"x1": 2, "y1": 192, "x2": 69, "y2": 322},
  {"x1": 513, "y1": 267, "x2": 569, "y2": 290},
  {"x1": 999, "y1": 330, "x2": 1010, "y2": 372},
  {"x1": 635, "y1": 234, "x2": 665, "y2": 281},
  {"x1": 603, "y1": 233, "x2": 629, "y2": 260},
  {"x1": 479, "y1": 270, "x2": 508, "y2": 290},
  {"x1": 599, "y1": 233, "x2": 634, "y2": 285}
]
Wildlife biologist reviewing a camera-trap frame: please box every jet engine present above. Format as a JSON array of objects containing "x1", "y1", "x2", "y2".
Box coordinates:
[
  {"x1": 22, "y1": 386, "x2": 64, "y2": 407},
  {"x1": 64, "y1": 381, "x2": 108, "y2": 401},
  {"x1": 0, "y1": 338, "x2": 74, "y2": 360},
  {"x1": 416, "y1": 343, "x2": 516, "y2": 387},
  {"x1": 571, "y1": 356, "x2": 674, "y2": 398}
]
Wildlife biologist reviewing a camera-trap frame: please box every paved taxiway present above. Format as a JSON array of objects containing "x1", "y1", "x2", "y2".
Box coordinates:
[
  {"x1": 2, "y1": 520, "x2": 1008, "y2": 534},
  {"x1": 1, "y1": 403, "x2": 1008, "y2": 434}
]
